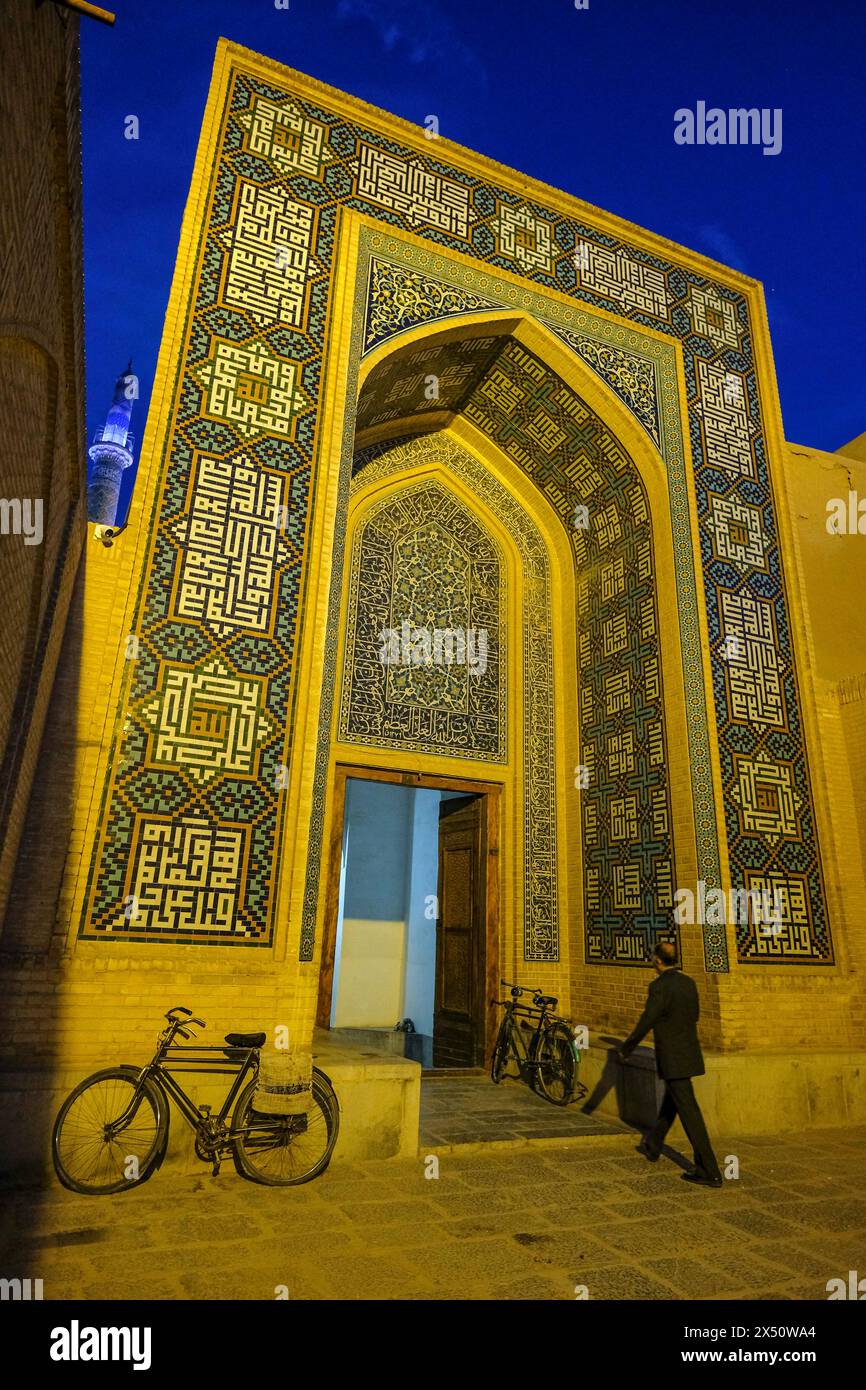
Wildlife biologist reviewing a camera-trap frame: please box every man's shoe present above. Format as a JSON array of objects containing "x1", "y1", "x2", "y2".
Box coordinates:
[
  {"x1": 681, "y1": 1169, "x2": 722, "y2": 1188},
  {"x1": 636, "y1": 1140, "x2": 659, "y2": 1162}
]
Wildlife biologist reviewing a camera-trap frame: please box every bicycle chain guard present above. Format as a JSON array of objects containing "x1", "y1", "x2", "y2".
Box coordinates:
[{"x1": 194, "y1": 1111, "x2": 230, "y2": 1175}]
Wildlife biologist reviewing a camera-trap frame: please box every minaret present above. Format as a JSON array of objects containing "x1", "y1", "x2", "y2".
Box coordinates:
[{"x1": 87, "y1": 361, "x2": 137, "y2": 525}]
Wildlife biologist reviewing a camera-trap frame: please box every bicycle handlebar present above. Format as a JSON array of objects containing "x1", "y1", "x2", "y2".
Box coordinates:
[
  {"x1": 163, "y1": 1008, "x2": 207, "y2": 1039},
  {"x1": 499, "y1": 979, "x2": 550, "y2": 1002},
  {"x1": 494, "y1": 993, "x2": 555, "y2": 1013}
]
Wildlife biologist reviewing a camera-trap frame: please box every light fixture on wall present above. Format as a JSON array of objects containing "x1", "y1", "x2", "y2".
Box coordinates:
[{"x1": 92, "y1": 520, "x2": 130, "y2": 547}]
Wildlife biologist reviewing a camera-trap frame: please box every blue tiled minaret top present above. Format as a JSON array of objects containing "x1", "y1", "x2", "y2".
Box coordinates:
[{"x1": 87, "y1": 362, "x2": 137, "y2": 525}]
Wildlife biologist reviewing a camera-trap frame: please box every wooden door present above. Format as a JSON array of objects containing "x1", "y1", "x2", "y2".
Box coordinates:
[{"x1": 433, "y1": 795, "x2": 486, "y2": 1067}]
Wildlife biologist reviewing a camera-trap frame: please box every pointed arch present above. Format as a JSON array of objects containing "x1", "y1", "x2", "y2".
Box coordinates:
[{"x1": 290, "y1": 289, "x2": 724, "y2": 997}]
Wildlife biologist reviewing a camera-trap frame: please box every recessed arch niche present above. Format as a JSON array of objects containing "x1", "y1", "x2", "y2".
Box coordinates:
[{"x1": 303, "y1": 313, "x2": 707, "y2": 978}]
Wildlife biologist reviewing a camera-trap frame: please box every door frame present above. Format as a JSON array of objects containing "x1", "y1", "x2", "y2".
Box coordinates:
[{"x1": 316, "y1": 761, "x2": 501, "y2": 1062}]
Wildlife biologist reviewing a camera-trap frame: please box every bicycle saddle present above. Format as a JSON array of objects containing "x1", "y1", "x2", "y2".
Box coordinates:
[
  {"x1": 224, "y1": 1032, "x2": 266, "y2": 1048},
  {"x1": 535, "y1": 995, "x2": 558, "y2": 1008}
]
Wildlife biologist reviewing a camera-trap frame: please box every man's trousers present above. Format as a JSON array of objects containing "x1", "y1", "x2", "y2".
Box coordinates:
[{"x1": 646, "y1": 1076, "x2": 721, "y2": 1179}]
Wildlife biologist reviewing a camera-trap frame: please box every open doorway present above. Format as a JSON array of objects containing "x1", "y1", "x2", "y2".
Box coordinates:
[{"x1": 317, "y1": 767, "x2": 500, "y2": 1069}]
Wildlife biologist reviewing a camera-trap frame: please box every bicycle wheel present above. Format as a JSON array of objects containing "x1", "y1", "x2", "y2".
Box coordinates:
[
  {"x1": 532, "y1": 1023, "x2": 576, "y2": 1106},
  {"x1": 52, "y1": 1067, "x2": 168, "y2": 1195},
  {"x1": 491, "y1": 1017, "x2": 512, "y2": 1084},
  {"x1": 232, "y1": 1067, "x2": 339, "y2": 1186}
]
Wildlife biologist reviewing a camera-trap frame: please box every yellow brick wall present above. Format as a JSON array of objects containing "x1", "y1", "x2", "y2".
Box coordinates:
[
  {"x1": 784, "y1": 441, "x2": 866, "y2": 683},
  {"x1": 838, "y1": 677, "x2": 866, "y2": 903},
  {"x1": 0, "y1": 0, "x2": 87, "y2": 926}
]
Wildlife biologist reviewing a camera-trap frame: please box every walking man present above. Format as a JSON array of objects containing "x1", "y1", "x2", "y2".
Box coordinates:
[{"x1": 619, "y1": 940, "x2": 722, "y2": 1187}]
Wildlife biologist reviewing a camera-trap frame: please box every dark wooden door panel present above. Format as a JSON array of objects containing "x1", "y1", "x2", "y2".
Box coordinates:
[{"x1": 434, "y1": 797, "x2": 485, "y2": 1067}]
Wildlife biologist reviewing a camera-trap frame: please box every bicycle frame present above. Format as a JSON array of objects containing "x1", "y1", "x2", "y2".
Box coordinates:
[
  {"x1": 498, "y1": 1000, "x2": 551, "y2": 1081},
  {"x1": 107, "y1": 1035, "x2": 261, "y2": 1141},
  {"x1": 152, "y1": 1045, "x2": 259, "y2": 1134}
]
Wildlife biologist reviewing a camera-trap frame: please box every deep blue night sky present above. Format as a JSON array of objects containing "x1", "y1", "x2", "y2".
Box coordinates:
[{"x1": 81, "y1": 0, "x2": 866, "y2": 520}]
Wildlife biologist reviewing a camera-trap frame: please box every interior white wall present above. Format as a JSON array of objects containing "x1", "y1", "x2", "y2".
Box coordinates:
[
  {"x1": 329, "y1": 801, "x2": 351, "y2": 1027},
  {"x1": 332, "y1": 779, "x2": 411, "y2": 1027},
  {"x1": 331, "y1": 779, "x2": 442, "y2": 1033},
  {"x1": 402, "y1": 788, "x2": 440, "y2": 1035}
]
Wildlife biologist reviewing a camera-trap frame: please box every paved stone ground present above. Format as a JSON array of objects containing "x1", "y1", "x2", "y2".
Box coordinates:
[
  {"x1": 421, "y1": 1074, "x2": 621, "y2": 1147},
  {"x1": 1, "y1": 1125, "x2": 863, "y2": 1300}
]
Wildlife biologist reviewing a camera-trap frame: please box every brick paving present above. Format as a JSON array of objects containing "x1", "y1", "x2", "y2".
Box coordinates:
[
  {"x1": 1, "y1": 1125, "x2": 863, "y2": 1300},
  {"x1": 421, "y1": 1073, "x2": 622, "y2": 1148}
]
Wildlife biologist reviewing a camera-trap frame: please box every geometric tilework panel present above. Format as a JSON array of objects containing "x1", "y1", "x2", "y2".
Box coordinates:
[
  {"x1": 349, "y1": 439, "x2": 559, "y2": 960},
  {"x1": 455, "y1": 340, "x2": 678, "y2": 965},
  {"x1": 355, "y1": 336, "x2": 504, "y2": 437},
  {"x1": 79, "y1": 61, "x2": 832, "y2": 967},
  {"x1": 339, "y1": 480, "x2": 506, "y2": 763}
]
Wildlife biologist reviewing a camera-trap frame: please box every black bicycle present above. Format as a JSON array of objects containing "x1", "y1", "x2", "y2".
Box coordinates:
[
  {"x1": 52, "y1": 1007, "x2": 339, "y2": 1194},
  {"x1": 491, "y1": 980, "x2": 583, "y2": 1106}
]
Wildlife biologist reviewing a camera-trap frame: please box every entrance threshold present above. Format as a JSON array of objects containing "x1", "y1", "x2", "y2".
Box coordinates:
[
  {"x1": 420, "y1": 1072, "x2": 627, "y2": 1153},
  {"x1": 421, "y1": 1067, "x2": 486, "y2": 1079}
]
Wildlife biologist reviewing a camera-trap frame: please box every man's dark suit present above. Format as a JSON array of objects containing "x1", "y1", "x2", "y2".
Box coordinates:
[{"x1": 620, "y1": 967, "x2": 721, "y2": 1180}]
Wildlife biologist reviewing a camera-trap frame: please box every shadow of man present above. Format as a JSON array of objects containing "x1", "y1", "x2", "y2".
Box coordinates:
[{"x1": 581, "y1": 1037, "x2": 627, "y2": 1117}]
